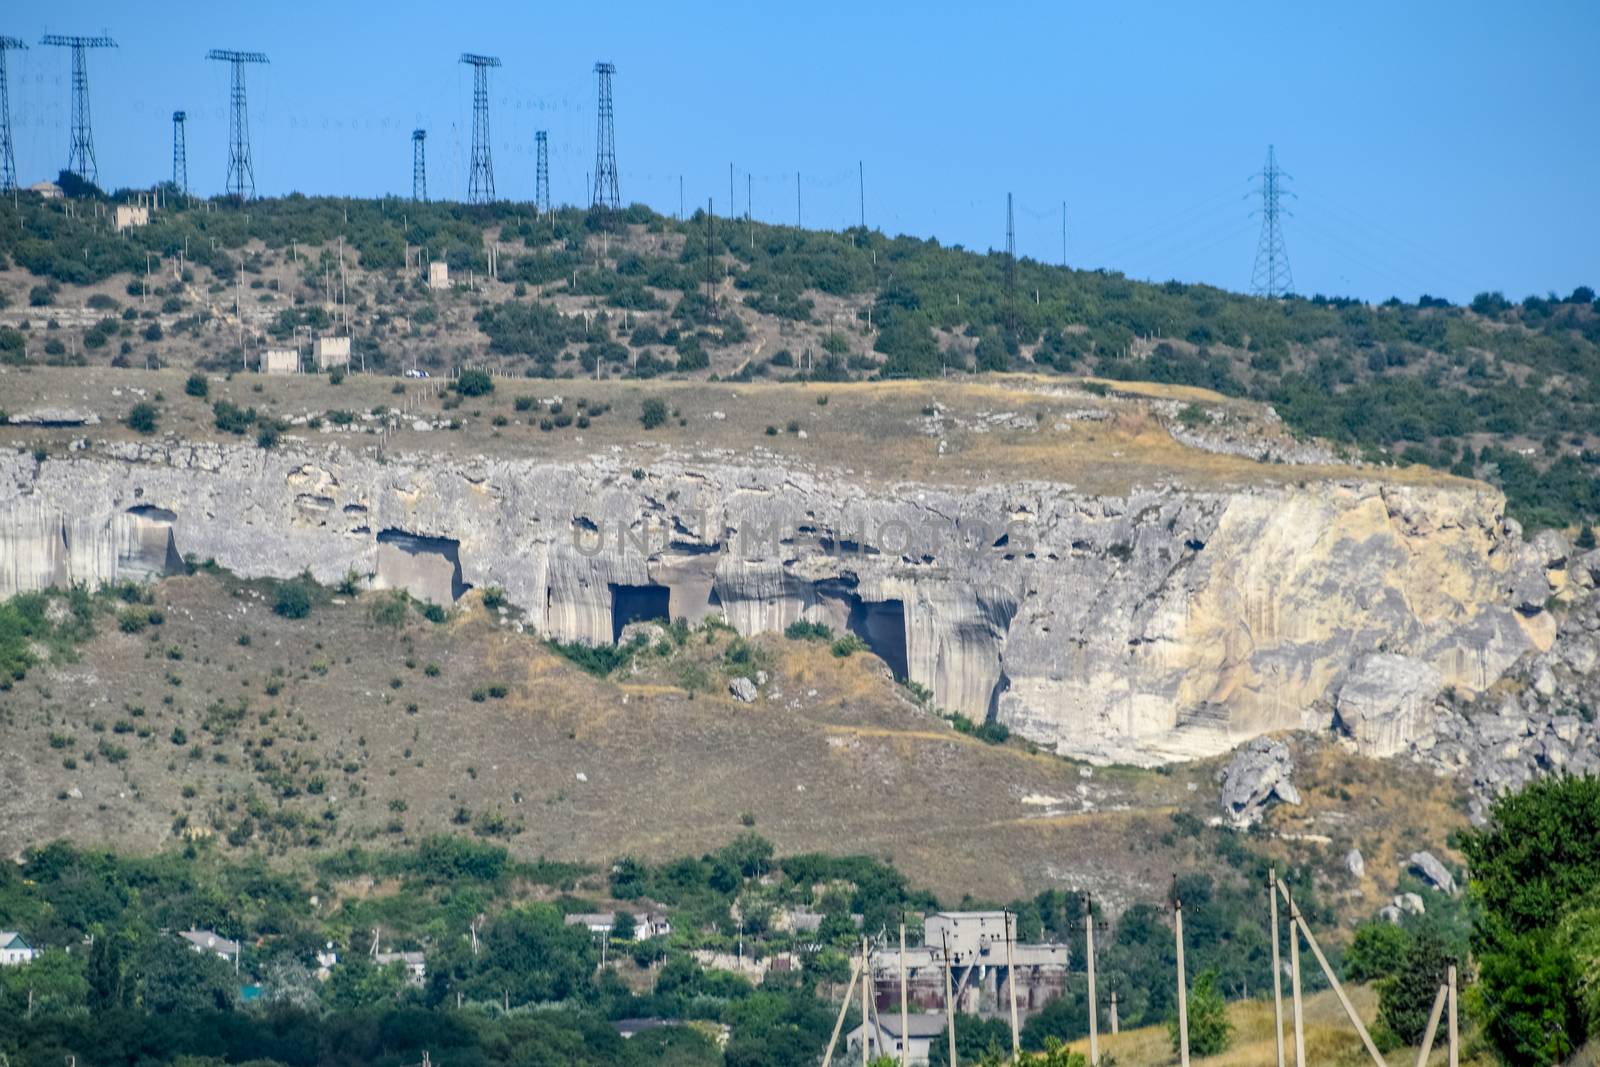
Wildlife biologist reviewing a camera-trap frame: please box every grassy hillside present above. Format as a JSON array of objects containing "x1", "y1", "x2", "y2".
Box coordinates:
[{"x1": 0, "y1": 192, "x2": 1596, "y2": 529}]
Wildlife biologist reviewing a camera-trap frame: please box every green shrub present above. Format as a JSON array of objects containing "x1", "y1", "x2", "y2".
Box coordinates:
[
  {"x1": 784, "y1": 619, "x2": 834, "y2": 641},
  {"x1": 640, "y1": 397, "x2": 668, "y2": 429},
  {"x1": 455, "y1": 369, "x2": 494, "y2": 396},
  {"x1": 184, "y1": 374, "x2": 209, "y2": 398},
  {"x1": 273, "y1": 581, "x2": 313, "y2": 619},
  {"x1": 126, "y1": 402, "x2": 159, "y2": 435},
  {"x1": 830, "y1": 634, "x2": 866, "y2": 658}
]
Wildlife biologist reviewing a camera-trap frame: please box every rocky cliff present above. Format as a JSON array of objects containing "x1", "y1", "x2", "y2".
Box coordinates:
[{"x1": 0, "y1": 438, "x2": 1556, "y2": 764}]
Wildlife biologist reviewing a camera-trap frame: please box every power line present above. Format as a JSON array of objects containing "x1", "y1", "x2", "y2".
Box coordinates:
[
  {"x1": 1250, "y1": 144, "x2": 1295, "y2": 297},
  {"x1": 40, "y1": 33, "x2": 116, "y2": 185},
  {"x1": 0, "y1": 37, "x2": 26, "y2": 193},
  {"x1": 459, "y1": 53, "x2": 500, "y2": 204},
  {"x1": 206, "y1": 49, "x2": 269, "y2": 200},
  {"x1": 591, "y1": 61, "x2": 619, "y2": 210}
]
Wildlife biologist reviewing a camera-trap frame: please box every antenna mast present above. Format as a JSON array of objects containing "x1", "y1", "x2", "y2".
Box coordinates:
[
  {"x1": 40, "y1": 33, "x2": 117, "y2": 184},
  {"x1": 459, "y1": 53, "x2": 500, "y2": 203},
  {"x1": 534, "y1": 130, "x2": 549, "y2": 215},
  {"x1": 412, "y1": 129, "x2": 426, "y2": 202},
  {"x1": 1250, "y1": 144, "x2": 1295, "y2": 298},
  {"x1": 206, "y1": 49, "x2": 269, "y2": 199},
  {"x1": 591, "y1": 61, "x2": 619, "y2": 210}
]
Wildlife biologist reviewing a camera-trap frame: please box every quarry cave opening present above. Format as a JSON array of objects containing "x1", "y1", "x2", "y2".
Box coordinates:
[
  {"x1": 846, "y1": 597, "x2": 909, "y2": 681},
  {"x1": 611, "y1": 583, "x2": 671, "y2": 642}
]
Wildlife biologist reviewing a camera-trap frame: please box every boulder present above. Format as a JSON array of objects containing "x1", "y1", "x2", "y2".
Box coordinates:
[
  {"x1": 1409, "y1": 851, "x2": 1457, "y2": 895},
  {"x1": 1333, "y1": 654, "x2": 1442, "y2": 757},
  {"x1": 728, "y1": 677, "x2": 758, "y2": 703},
  {"x1": 1219, "y1": 738, "x2": 1300, "y2": 828},
  {"x1": 1345, "y1": 848, "x2": 1365, "y2": 879}
]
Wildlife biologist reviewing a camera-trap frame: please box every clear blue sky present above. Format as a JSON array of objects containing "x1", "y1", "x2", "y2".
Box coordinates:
[{"x1": 9, "y1": 0, "x2": 1596, "y2": 303}]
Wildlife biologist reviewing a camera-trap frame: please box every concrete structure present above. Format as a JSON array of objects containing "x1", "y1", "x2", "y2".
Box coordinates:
[
  {"x1": 29, "y1": 182, "x2": 63, "y2": 200},
  {"x1": 178, "y1": 929, "x2": 239, "y2": 961},
  {"x1": 374, "y1": 950, "x2": 426, "y2": 985},
  {"x1": 925, "y1": 911, "x2": 1015, "y2": 965},
  {"x1": 868, "y1": 914, "x2": 1070, "y2": 1019},
  {"x1": 0, "y1": 932, "x2": 35, "y2": 966},
  {"x1": 114, "y1": 204, "x2": 150, "y2": 232},
  {"x1": 314, "y1": 335, "x2": 351, "y2": 370},
  {"x1": 563, "y1": 911, "x2": 672, "y2": 940},
  {"x1": 262, "y1": 349, "x2": 299, "y2": 375},
  {"x1": 847, "y1": 1014, "x2": 945, "y2": 1065},
  {"x1": 428, "y1": 261, "x2": 450, "y2": 290}
]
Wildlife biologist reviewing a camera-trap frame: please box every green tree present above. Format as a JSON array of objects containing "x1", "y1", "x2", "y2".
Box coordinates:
[
  {"x1": 640, "y1": 397, "x2": 668, "y2": 429},
  {"x1": 1346, "y1": 920, "x2": 1410, "y2": 982},
  {"x1": 126, "y1": 401, "x2": 159, "y2": 435},
  {"x1": 1169, "y1": 969, "x2": 1232, "y2": 1057},
  {"x1": 1, "y1": 948, "x2": 89, "y2": 1016},
  {"x1": 611, "y1": 910, "x2": 636, "y2": 941},
  {"x1": 455, "y1": 368, "x2": 494, "y2": 396},
  {"x1": 133, "y1": 936, "x2": 237, "y2": 1013},
  {"x1": 273, "y1": 580, "x2": 313, "y2": 619},
  {"x1": 184, "y1": 373, "x2": 209, "y2": 398},
  {"x1": 1377, "y1": 927, "x2": 1456, "y2": 1044}
]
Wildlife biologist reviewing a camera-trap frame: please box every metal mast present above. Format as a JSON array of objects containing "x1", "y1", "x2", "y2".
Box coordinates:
[
  {"x1": 39, "y1": 33, "x2": 116, "y2": 184},
  {"x1": 206, "y1": 49, "x2": 268, "y2": 199},
  {"x1": 459, "y1": 53, "x2": 499, "y2": 203},
  {"x1": 591, "y1": 61, "x2": 619, "y2": 210},
  {"x1": 412, "y1": 129, "x2": 426, "y2": 202},
  {"x1": 171, "y1": 110, "x2": 188, "y2": 195},
  {"x1": 1250, "y1": 144, "x2": 1295, "y2": 298},
  {"x1": 1004, "y1": 192, "x2": 1017, "y2": 341},
  {"x1": 534, "y1": 130, "x2": 549, "y2": 215},
  {"x1": 0, "y1": 37, "x2": 25, "y2": 193}
]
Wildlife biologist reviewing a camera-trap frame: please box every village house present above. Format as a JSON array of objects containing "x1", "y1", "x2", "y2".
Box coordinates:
[
  {"x1": 0, "y1": 931, "x2": 36, "y2": 966},
  {"x1": 374, "y1": 950, "x2": 426, "y2": 985},
  {"x1": 563, "y1": 911, "x2": 672, "y2": 940},
  {"x1": 177, "y1": 929, "x2": 239, "y2": 963},
  {"x1": 846, "y1": 1013, "x2": 945, "y2": 1065}
]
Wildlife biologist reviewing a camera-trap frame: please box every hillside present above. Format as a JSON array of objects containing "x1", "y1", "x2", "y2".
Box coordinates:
[{"x1": 0, "y1": 193, "x2": 1596, "y2": 530}]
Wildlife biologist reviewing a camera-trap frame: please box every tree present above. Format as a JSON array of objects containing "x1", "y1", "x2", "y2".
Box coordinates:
[
  {"x1": 640, "y1": 398, "x2": 668, "y2": 430},
  {"x1": 1578, "y1": 525, "x2": 1597, "y2": 551},
  {"x1": 455, "y1": 368, "x2": 494, "y2": 396},
  {"x1": 262, "y1": 955, "x2": 321, "y2": 1012},
  {"x1": 184, "y1": 374, "x2": 209, "y2": 398},
  {"x1": 1377, "y1": 926, "x2": 1456, "y2": 1044},
  {"x1": 610, "y1": 910, "x2": 636, "y2": 941},
  {"x1": 1169, "y1": 969, "x2": 1232, "y2": 1057},
  {"x1": 1346, "y1": 920, "x2": 1410, "y2": 982},
  {"x1": 0, "y1": 948, "x2": 89, "y2": 1016},
  {"x1": 126, "y1": 402, "x2": 159, "y2": 435},
  {"x1": 273, "y1": 580, "x2": 313, "y2": 619},
  {"x1": 133, "y1": 936, "x2": 237, "y2": 1013}
]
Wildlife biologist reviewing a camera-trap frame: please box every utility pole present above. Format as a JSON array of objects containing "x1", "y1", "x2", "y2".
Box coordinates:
[
  {"x1": 1004, "y1": 192, "x2": 1017, "y2": 345},
  {"x1": 1270, "y1": 870, "x2": 1286, "y2": 1067},
  {"x1": 206, "y1": 49, "x2": 269, "y2": 199},
  {"x1": 412, "y1": 129, "x2": 426, "y2": 202},
  {"x1": 941, "y1": 930, "x2": 958, "y2": 1067},
  {"x1": 1110, "y1": 990, "x2": 1118, "y2": 1035},
  {"x1": 591, "y1": 61, "x2": 619, "y2": 210},
  {"x1": 40, "y1": 33, "x2": 117, "y2": 184},
  {"x1": 796, "y1": 171, "x2": 802, "y2": 228},
  {"x1": 858, "y1": 160, "x2": 865, "y2": 229},
  {"x1": 0, "y1": 37, "x2": 26, "y2": 193},
  {"x1": 459, "y1": 53, "x2": 501, "y2": 203},
  {"x1": 1005, "y1": 911, "x2": 1020, "y2": 1060},
  {"x1": 898, "y1": 924, "x2": 909, "y2": 1067},
  {"x1": 747, "y1": 173, "x2": 753, "y2": 248},
  {"x1": 172, "y1": 111, "x2": 188, "y2": 196},
  {"x1": 1250, "y1": 144, "x2": 1295, "y2": 297},
  {"x1": 729, "y1": 162, "x2": 735, "y2": 223},
  {"x1": 1447, "y1": 964, "x2": 1458, "y2": 1067},
  {"x1": 1287, "y1": 884, "x2": 1306, "y2": 1067},
  {"x1": 860, "y1": 937, "x2": 871, "y2": 1067},
  {"x1": 1175, "y1": 894, "x2": 1190, "y2": 1067},
  {"x1": 1061, "y1": 199, "x2": 1067, "y2": 268},
  {"x1": 1085, "y1": 896, "x2": 1099, "y2": 1065}
]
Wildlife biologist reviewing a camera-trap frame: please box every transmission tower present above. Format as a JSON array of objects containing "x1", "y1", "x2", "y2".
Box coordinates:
[
  {"x1": 1250, "y1": 144, "x2": 1295, "y2": 298},
  {"x1": 534, "y1": 130, "x2": 549, "y2": 215},
  {"x1": 411, "y1": 129, "x2": 426, "y2": 202},
  {"x1": 1004, "y1": 192, "x2": 1017, "y2": 340},
  {"x1": 459, "y1": 53, "x2": 499, "y2": 203},
  {"x1": 40, "y1": 34, "x2": 117, "y2": 184},
  {"x1": 206, "y1": 49, "x2": 269, "y2": 199},
  {"x1": 171, "y1": 111, "x2": 188, "y2": 195},
  {"x1": 0, "y1": 37, "x2": 25, "y2": 193},
  {"x1": 591, "y1": 61, "x2": 619, "y2": 210}
]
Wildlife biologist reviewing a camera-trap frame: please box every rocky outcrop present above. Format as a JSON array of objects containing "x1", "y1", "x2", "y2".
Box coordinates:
[
  {"x1": 0, "y1": 438, "x2": 1557, "y2": 765},
  {"x1": 1218, "y1": 737, "x2": 1301, "y2": 827},
  {"x1": 1333, "y1": 653, "x2": 1443, "y2": 758}
]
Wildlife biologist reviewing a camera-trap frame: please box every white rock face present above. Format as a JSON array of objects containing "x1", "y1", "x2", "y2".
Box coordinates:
[
  {"x1": 0, "y1": 440, "x2": 1554, "y2": 765},
  {"x1": 1333, "y1": 653, "x2": 1444, "y2": 757},
  {"x1": 1346, "y1": 848, "x2": 1365, "y2": 879},
  {"x1": 1218, "y1": 738, "x2": 1300, "y2": 827}
]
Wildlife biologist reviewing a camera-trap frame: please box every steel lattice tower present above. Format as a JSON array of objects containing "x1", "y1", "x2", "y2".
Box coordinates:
[
  {"x1": 171, "y1": 111, "x2": 188, "y2": 195},
  {"x1": 459, "y1": 53, "x2": 499, "y2": 203},
  {"x1": 591, "y1": 61, "x2": 619, "y2": 210},
  {"x1": 1004, "y1": 192, "x2": 1017, "y2": 340},
  {"x1": 0, "y1": 37, "x2": 25, "y2": 193},
  {"x1": 1250, "y1": 144, "x2": 1295, "y2": 298},
  {"x1": 412, "y1": 129, "x2": 426, "y2": 202},
  {"x1": 40, "y1": 34, "x2": 116, "y2": 185},
  {"x1": 534, "y1": 130, "x2": 549, "y2": 214},
  {"x1": 206, "y1": 49, "x2": 269, "y2": 199}
]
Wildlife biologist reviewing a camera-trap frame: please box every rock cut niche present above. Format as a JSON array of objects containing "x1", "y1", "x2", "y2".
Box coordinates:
[
  {"x1": 847, "y1": 597, "x2": 909, "y2": 681},
  {"x1": 375, "y1": 529, "x2": 469, "y2": 606},
  {"x1": 122, "y1": 505, "x2": 184, "y2": 581},
  {"x1": 611, "y1": 583, "x2": 671, "y2": 642}
]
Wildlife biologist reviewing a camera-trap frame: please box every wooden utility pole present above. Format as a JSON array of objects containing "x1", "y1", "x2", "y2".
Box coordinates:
[
  {"x1": 1175, "y1": 896, "x2": 1190, "y2": 1067},
  {"x1": 1270, "y1": 869, "x2": 1286, "y2": 1067},
  {"x1": 1006, "y1": 911, "x2": 1020, "y2": 1060},
  {"x1": 1276, "y1": 880, "x2": 1386, "y2": 1067},
  {"x1": 899, "y1": 924, "x2": 910, "y2": 1067},
  {"x1": 820, "y1": 955, "x2": 863, "y2": 1067},
  {"x1": 1287, "y1": 884, "x2": 1306, "y2": 1067},
  {"x1": 1085, "y1": 896, "x2": 1099, "y2": 1065},
  {"x1": 1110, "y1": 990, "x2": 1119, "y2": 1034},
  {"x1": 942, "y1": 930, "x2": 958, "y2": 1067},
  {"x1": 1448, "y1": 964, "x2": 1458, "y2": 1067},
  {"x1": 1415, "y1": 982, "x2": 1449, "y2": 1066},
  {"x1": 861, "y1": 938, "x2": 871, "y2": 1067}
]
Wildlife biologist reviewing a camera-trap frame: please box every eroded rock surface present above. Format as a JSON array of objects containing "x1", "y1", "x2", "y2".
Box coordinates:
[{"x1": 0, "y1": 439, "x2": 1558, "y2": 765}]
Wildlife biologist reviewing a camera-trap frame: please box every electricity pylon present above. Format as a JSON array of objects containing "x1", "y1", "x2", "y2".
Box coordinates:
[
  {"x1": 40, "y1": 33, "x2": 117, "y2": 184},
  {"x1": 206, "y1": 49, "x2": 269, "y2": 199},
  {"x1": 459, "y1": 53, "x2": 500, "y2": 203},
  {"x1": 0, "y1": 37, "x2": 26, "y2": 192},
  {"x1": 1250, "y1": 144, "x2": 1295, "y2": 298}
]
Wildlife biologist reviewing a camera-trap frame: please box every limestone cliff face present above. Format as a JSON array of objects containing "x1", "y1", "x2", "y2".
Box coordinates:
[{"x1": 0, "y1": 440, "x2": 1552, "y2": 764}]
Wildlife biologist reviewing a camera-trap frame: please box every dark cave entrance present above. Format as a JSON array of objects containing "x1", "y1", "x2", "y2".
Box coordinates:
[
  {"x1": 611, "y1": 584, "x2": 671, "y2": 643},
  {"x1": 846, "y1": 598, "x2": 909, "y2": 681}
]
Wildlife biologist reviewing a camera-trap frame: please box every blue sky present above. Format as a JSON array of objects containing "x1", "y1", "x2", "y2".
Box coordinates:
[{"x1": 8, "y1": 0, "x2": 1596, "y2": 303}]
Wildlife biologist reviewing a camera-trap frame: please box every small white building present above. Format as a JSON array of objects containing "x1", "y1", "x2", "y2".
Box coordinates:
[
  {"x1": 427, "y1": 261, "x2": 450, "y2": 290},
  {"x1": 846, "y1": 1014, "x2": 945, "y2": 1065},
  {"x1": 114, "y1": 204, "x2": 151, "y2": 232},
  {"x1": 563, "y1": 911, "x2": 672, "y2": 941},
  {"x1": 314, "y1": 335, "x2": 351, "y2": 370},
  {"x1": 0, "y1": 931, "x2": 36, "y2": 966},
  {"x1": 262, "y1": 348, "x2": 300, "y2": 375},
  {"x1": 178, "y1": 929, "x2": 239, "y2": 962},
  {"x1": 374, "y1": 950, "x2": 426, "y2": 985},
  {"x1": 29, "y1": 181, "x2": 63, "y2": 200}
]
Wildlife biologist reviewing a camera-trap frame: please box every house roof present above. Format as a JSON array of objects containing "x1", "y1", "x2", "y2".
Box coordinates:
[
  {"x1": 855, "y1": 1013, "x2": 948, "y2": 1039},
  {"x1": 0, "y1": 931, "x2": 29, "y2": 949},
  {"x1": 564, "y1": 912, "x2": 618, "y2": 927},
  {"x1": 178, "y1": 929, "x2": 239, "y2": 955},
  {"x1": 374, "y1": 951, "x2": 425, "y2": 966}
]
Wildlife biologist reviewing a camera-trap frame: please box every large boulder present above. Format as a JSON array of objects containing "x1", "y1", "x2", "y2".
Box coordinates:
[
  {"x1": 1409, "y1": 850, "x2": 1458, "y2": 895},
  {"x1": 1333, "y1": 654, "x2": 1442, "y2": 757},
  {"x1": 1219, "y1": 738, "x2": 1300, "y2": 828}
]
